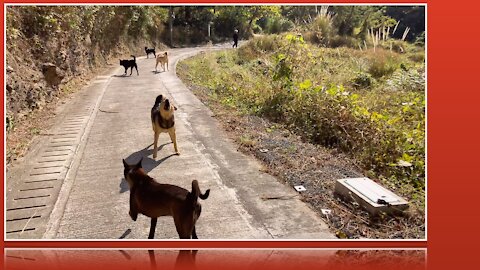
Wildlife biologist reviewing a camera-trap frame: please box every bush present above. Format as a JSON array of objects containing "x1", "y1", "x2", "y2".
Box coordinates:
[
  {"x1": 414, "y1": 31, "x2": 425, "y2": 46},
  {"x1": 252, "y1": 24, "x2": 262, "y2": 34},
  {"x1": 243, "y1": 34, "x2": 282, "y2": 53},
  {"x1": 303, "y1": 14, "x2": 334, "y2": 46},
  {"x1": 386, "y1": 68, "x2": 425, "y2": 92},
  {"x1": 329, "y1": 35, "x2": 359, "y2": 48},
  {"x1": 351, "y1": 72, "x2": 375, "y2": 89},
  {"x1": 407, "y1": 51, "x2": 425, "y2": 63},
  {"x1": 366, "y1": 49, "x2": 400, "y2": 78},
  {"x1": 264, "y1": 17, "x2": 294, "y2": 34}
]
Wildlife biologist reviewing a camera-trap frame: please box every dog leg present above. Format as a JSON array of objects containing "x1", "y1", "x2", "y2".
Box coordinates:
[
  {"x1": 167, "y1": 62, "x2": 169, "y2": 71},
  {"x1": 174, "y1": 215, "x2": 191, "y2": 239},
  {"x1": 136, "y1": 64, "x2": 139, "y2": 76},
  {"x1": 192, "y1": 226, "x2": 198, "y2": 239},
  {"x1": 129, "y1": 189, "x2": 138, "y2": 221},
  {"x1": 155, "y1": 61, "x2": 158, "y2": 72},
  {"x1": 148, "y1": 217, "x2": 158, "y2": 239},
  {"x1": 153, "y1": 130, "x2": 160, "y2": 159},
  {"x1": 168, "y1": 129, "x2": 179, "y2": 155}
]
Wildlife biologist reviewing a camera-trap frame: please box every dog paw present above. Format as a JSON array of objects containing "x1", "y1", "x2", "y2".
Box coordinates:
[
  {"x1": 129, "y1": 211, "x2": 137, "y2": 221},
  {"x1": 175, "y1": 152, "x2": 180, "y2": 156}
]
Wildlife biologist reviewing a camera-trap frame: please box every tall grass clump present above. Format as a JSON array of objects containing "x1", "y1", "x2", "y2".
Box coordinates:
[
  {"x1": 365, "y1": 49, "x2": 401, "y2": 78},
  {"x1": 303, "y1": 13, "x2": 335, "y2": 46}
]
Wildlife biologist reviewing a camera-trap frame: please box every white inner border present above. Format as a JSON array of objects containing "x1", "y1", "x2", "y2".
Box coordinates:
[{"x1": 3, "y1": 2, "x2": 427, "y2": 243}]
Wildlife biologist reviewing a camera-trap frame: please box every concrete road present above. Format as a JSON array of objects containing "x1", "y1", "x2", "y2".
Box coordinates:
[{"x1": 6, "y1": 45, "x2": 334, "y2": 239}]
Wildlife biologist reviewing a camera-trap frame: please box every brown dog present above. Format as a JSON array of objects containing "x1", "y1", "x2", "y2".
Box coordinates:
[
  {"x1": 151, "y1": 95, "x2": 179, "y2": 158},
  {"x1": 155, "y1": 52, "x2": 168, "y2": 72},
  {"x1": 123, "y1": 158, "x2": 210, "y2": 239}
]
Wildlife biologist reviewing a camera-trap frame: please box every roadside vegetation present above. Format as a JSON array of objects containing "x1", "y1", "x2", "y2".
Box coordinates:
[{"x1": 178, "y1": 6, "x2": 425, "y2": 238}]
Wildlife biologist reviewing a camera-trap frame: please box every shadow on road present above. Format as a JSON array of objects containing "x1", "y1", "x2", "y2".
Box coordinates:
[
  {"x1": 119, "y1": 143, "x2": 176, "y2": 193},
  {"x1": 112, "y1": 74, "x2": 140, "y2": 78},
  {"x1": 119, "y1": 229, "x2": 131, "y2": 239},
  {"x1": 151, "y1": 70, "x2": 165, "y2": 74}
]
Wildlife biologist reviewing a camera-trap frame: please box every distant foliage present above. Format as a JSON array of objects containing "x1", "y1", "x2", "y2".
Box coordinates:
[{"x1": 261, "y1": 17, "x2": 294, "y2": 34}]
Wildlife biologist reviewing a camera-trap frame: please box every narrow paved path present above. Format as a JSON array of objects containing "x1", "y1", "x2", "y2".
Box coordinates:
[{"x1": 6, "y1": 45, "x2": 333, "y2": 239}]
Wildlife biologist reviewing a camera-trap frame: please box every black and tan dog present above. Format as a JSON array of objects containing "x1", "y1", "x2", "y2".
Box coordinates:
[
  {"x1": 145, "y1": 46, "x2": 156, "y2": 58},
  {"x1": 119, "y1": 55, "x2": 139, "y2": 76},
  {"x1": 155, "y1": 52, "x2": 168, "y2": 72},
  {"x1": 151, "y1": 94, "x2": 178, "y2": 158},
  {"x1": 123, "y1": 158, "x2": 210, "y2": 239}
]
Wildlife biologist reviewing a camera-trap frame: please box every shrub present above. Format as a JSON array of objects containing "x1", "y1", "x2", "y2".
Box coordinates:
[
  {"x1": 329, "y1": 35, "x2": 359, "y2": 48},
  {"x1": 252, "y1": 24, "x2": 262, "y2": 34},
  {"x1": 366, "y1": 49, "x2": 400, "y2": 78},
  {"x1": 386, "y1": 68, "x2": 425, "y2": 92},
  {"x1": 351, "y1": 72, "x2": 375, "y2": 89},
  {"x1": 414, "y1": 31, "x2": 425, "y2": 46},
  {"x1": 407, "y1": 51, "x2": 425, "y2": 63},
  {"x1": 264, "y1": 17, "x2": 294, "y2": 34},
  {"x1": 303, "y1": 14, "x2": 335, "y2": 46}
]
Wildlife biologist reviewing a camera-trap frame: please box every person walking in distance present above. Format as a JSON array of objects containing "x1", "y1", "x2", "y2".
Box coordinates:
[{"x1": 233, "y1": 29, "x2": 239, "y2": 48}]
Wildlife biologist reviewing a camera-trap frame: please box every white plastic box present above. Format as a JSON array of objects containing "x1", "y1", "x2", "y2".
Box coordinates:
[{"x1": 335, "y1": 177, "x2": 409, "y2": 215}]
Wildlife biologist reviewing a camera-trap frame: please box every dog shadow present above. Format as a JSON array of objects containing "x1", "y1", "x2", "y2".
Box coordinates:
[
  {"x1": 119, "y1": 142, "x2": 175, "y2": 193},
  {"x1": 119, "y1": 228, "x2": 132, "y2": 239},
  {"x1": 117, "y1": 250, "x2": 198, "y2": 270},
  {"x1": 112, "y1": 74, "x2": 133, "y2": 78},
  {"x1": 151, "y1": 70, "x2": 166, "y2": 74}
]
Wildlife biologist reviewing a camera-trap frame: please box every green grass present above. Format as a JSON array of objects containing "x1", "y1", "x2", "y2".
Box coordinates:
[{"x1": 178, "y1": 33, "x2": 425, "y2": 208}]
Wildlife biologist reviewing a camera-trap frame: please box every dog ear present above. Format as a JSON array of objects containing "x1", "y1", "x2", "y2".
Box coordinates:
[{"x1": 122, "y1": 159, "x2": 129, "y2": 168}]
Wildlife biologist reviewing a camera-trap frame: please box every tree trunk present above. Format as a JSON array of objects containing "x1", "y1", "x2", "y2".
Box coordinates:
[
  {"x1": 248, "y1": 17, "x2": 254, "y2": 36},
  {"x1": 169, "y1": 6, "x2": 174, "y2": 47}
]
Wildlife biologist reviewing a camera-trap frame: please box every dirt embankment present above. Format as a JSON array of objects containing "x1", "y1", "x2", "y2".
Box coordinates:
[{"x1": 5, "y1": 7, "x2": 168, "y2": 164}]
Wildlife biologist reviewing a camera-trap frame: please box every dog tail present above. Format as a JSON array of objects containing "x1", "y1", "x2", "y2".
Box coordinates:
[
  {"x1": 131, "y1": 55, "x2": 136, "y2": 61},
  {"x1": 189, "y1": 180, "x2": 210, "y2": 205}
]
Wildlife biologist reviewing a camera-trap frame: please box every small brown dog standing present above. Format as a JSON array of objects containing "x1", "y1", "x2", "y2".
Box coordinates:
[
  {"x1": 123, "y1": 158, "x2": 210, "y2": 239},
  {"x1": 151, "y1": 95, "x2": 179, "y2": 158},
  {"x1": 155, "y1": 52, "x2": 168, "y2": 72}
]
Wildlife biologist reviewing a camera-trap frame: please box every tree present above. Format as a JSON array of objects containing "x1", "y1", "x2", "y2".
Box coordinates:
[
  {"x1": 281, "y1": 6, "x2": 317, "y2": 25},
  {"x1": 386, "y1": 6, "x2": 425, "y2": 41},
  {"x1": 245, "y1": 6, "x2": 280, "y2": 34}
]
